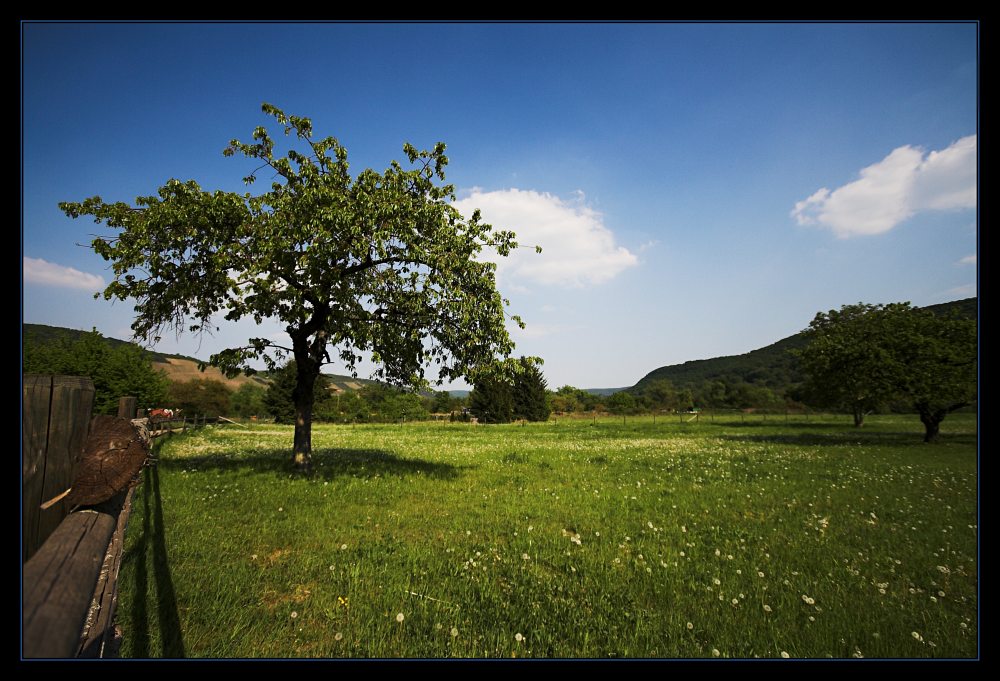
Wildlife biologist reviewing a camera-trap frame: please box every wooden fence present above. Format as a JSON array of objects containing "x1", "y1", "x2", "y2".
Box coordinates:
[{"x1": 22, "y1": 378, "x2": 217, "y2": 658}]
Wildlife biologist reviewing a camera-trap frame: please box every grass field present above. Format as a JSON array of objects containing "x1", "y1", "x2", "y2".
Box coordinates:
[{"x1": 118, "y1": 414, "x2": 978, "y2": 659}]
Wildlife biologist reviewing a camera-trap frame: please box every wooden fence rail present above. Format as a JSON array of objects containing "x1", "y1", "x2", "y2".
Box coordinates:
[
  {"x1": 22, "y1": 378, "x2": 225, "y2": 658},
  {"x1": 23, "y1": 375, "x2": 95, "y2": 561}
]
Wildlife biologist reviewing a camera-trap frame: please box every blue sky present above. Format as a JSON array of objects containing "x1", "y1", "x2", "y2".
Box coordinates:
[{"x1": 22, "y1": 22, "x2": 978, "y2": 389}]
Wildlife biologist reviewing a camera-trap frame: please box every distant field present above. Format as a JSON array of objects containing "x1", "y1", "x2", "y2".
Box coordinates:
[
  {"x1": 152, "y1": 357, "x2": 268, "y2": 389},
  {"x1": 119, "y1": 414, "x2": 978, "y2": 659}
]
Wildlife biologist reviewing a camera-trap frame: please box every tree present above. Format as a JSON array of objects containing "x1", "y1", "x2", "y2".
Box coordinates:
[
  {"x1": 61, "y1": 103, "x2": 529, "y2": 470},
  {"x1": 230, "y1": 382, "x2": 269, "y2": 418},
  {"x1": 24, "y1": 328, "x2": 170, "y2": 415},
  {"x1": 892, "y1": 308, "x2": 976, "y2": 442},
  {"x1": 635, "y1": 378, "x2": 677, "y2": 412},
  {"x1": 607, "y1": 391, "x2": 637, "y2": 415},
  {"x1": 169, "y1": 378, "x2": 233, "y2": 417},
  {"x1": 797, "y1": 302, "x2": 976, "y2": 440},
  {"x1": 468, "y1": 377, "x2": 514, "y2": 424},
  {"x1": 512, "y1": 357, "x2": 551, "y2": 422},
  {"x1": 263, "y1": 360, "x2": 334, "y2": 425},
  {"x1": 796, "y1": 303, "x2": 909, "y2": 427},
  {"x1": 430, "y1": 389, "x2": 457, "y2": 414}
]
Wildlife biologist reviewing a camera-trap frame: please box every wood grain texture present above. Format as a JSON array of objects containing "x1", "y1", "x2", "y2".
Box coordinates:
[
  {"x1": 23, "y1": 509, "x2": 117, "y2": 658},
  {"x1": 35, "y1": 377, "x2": 95, "y2": 549},
  {"x1": 23, "y1": 375, "x2": 52, "y2": 562}
]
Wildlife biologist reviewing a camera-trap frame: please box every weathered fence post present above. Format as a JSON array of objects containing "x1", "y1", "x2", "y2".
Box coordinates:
[
  {"x1": 23, "y1": 375, "x2": 96, "y2": 562},
  {"x1": 117, "y1": 396, "x2": 137, "y2": 419}
]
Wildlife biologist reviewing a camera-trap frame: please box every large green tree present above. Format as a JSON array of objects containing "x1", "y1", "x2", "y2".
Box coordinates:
[
  {"x1": 796, "y1": 303, "x2": 910, "y2": 427},
  {"x1": 61, "y1": 104, "x2": 528, "y2": 470},
  {"x1": 797, "y1": 302, "x2": 976, "y2": 440},
  {"x1": 892, "y1": 307, "x2": 977, "y2": 442}
]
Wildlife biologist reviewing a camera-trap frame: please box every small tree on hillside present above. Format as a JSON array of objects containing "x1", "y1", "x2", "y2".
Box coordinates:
[{"x1": 61, "y1": 103, "x2": 531, "y2": 470}]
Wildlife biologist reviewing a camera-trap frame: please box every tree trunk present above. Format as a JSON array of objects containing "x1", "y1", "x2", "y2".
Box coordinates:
[
  {"x1": 920, "y1": 409, "x2": 943, "y2": 443},
  {"x1": 292, "y1": 355, "x2": 318, "y2": 472},
  {"x1": 852, "y1": 405, "x2": 865, "y2": 428}
]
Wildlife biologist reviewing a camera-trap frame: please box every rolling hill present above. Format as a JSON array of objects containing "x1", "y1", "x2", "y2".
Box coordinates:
[
  {"x1": 631, "y1": 297, "x2": 977, "y2": 393},
  {"x1": 23, "y1": 324, "x2": 379, "y2": 393}
]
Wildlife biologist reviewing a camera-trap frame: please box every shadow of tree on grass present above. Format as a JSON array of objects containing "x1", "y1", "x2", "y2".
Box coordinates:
[
  {"x1": 718, "y1": 430, "x2": 977, "y2": 448},
  {"x1": 158, "y1": 447, "x2": 470, "y2": 481}
]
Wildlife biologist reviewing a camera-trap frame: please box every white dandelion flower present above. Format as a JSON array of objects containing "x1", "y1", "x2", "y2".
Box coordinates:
[
  {"x1": 396, "y1": 613, "x2": 405, "y2": 623},
  {"x1": 780, "y1": 651, "x2": 790, "y2": 658}
]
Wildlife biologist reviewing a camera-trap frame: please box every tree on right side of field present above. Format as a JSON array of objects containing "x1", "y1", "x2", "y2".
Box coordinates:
[
  {"x1": 797, "y1": 302, "x2": 977, "y2": 439},
  {"x1": 891, "y1": 307, "x2": 977, "y2": 442},
  {"x1": 512, "y1": 357, "x2": 551, "y2": 422},
  {"x1": 796, "y1": 303, "x2": 910, "y2": 427}
]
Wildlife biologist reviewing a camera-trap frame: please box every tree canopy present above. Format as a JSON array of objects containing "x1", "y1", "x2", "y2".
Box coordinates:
[
  {"x1": 796, "y1": 303, "x2": 911, "y2": 427},
  {"x1": 61, "y1": 103, "x2": 530, "y2": 468},
  {"x1": 797, "y1": 302, "x2": 976, "y2": 440},
  {"x1": 512, "y1": 358, "x2": 551, "y2": 422}
]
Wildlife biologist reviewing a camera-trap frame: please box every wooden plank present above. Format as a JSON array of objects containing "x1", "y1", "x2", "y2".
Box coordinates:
[
  {"x1": 78, "y1": 487, "x2": 135, "y2": 658},
  {"x1": 23, "y1": 375, "x2": 53, "y2": 562},
  {"x1": 23, "y1": 509, "x2": 117, "y2": 658},
  {"x1": 35, "y1": 377, "x2": 95, "y2": 550},
  {"x1": 117, "y1": 396, "x2": 137, "y2": 419}
]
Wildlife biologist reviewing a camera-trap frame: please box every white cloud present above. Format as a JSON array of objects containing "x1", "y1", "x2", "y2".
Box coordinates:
[
  {"x1": 23, "y1": 257, "x2": 104, "y2": 291},
  {"x1": 452, "y1": 188, "x2": 638, "y2": 288},
  {"x1": 959, "y1": 254, "x2": 976, "y2": 265},
  {"x1": 792, "y1": 135, "x2": 977, "y2": 238}
]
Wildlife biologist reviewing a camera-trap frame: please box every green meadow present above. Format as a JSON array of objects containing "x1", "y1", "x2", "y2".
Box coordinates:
[{"x1": 118, "y1": 414, "x2": 977, "y2": 659}]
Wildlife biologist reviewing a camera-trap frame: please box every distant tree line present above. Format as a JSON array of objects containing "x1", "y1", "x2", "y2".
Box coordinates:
[{"x1": 23, "y1": 328, "x2": 170, "y2": 414}]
